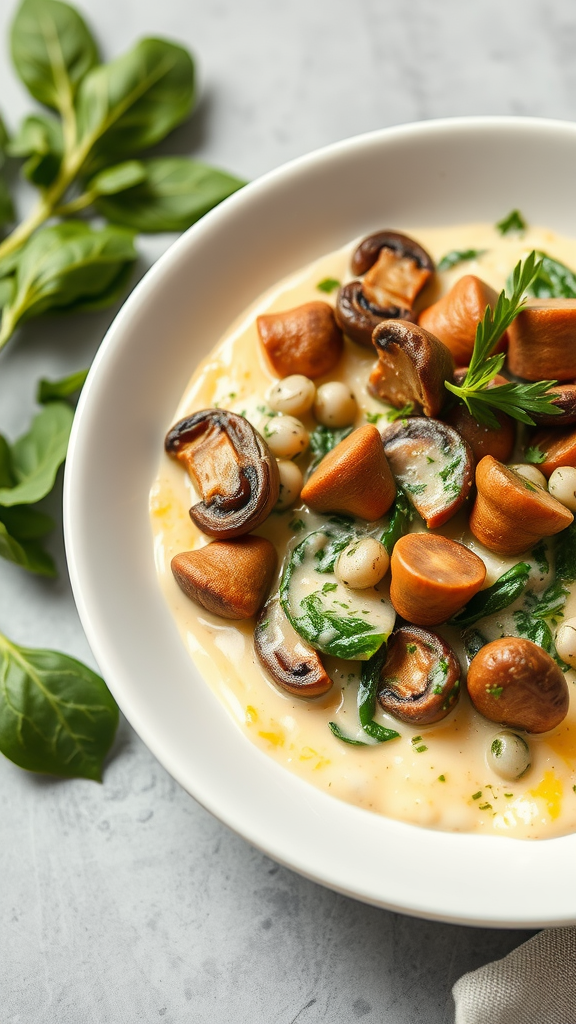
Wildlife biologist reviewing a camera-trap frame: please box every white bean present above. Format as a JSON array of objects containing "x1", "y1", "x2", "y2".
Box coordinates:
[
  {"x1": 263, "y1": 415, "x2": 308, "y2": 459},
  {"x1": 335, "y1": 537, "x2": 389, "y2": 589},
  {"x1": 267, "y1": 375, "x2": 316, "y2": 417},
  {"x1": 314, "y1": 381, "x2": 357, "y2": 428},
  {"x1": 275, "y1": 460, "x2": 304, "y2": 510},
  {"x1": 510, "y1": 464, "x2": 548, "y2": 489},
  {"x1": 548, "y1": 467, "x2": 576, "y2": 511},
  {"x1": 555, "y1": 616, "x2": 576, "y2": 669},
  {"x1": 487, "y1": 731, "x2": 531, "y2": 780}
]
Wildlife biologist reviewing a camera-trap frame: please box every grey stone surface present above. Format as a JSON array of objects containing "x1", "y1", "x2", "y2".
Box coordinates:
[{"x1": 1, "y1": 0, "x2": 572, "y2": 1019}]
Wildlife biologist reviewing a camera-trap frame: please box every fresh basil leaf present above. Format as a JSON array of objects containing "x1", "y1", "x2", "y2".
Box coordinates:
[
  {"x1": 76, "y1": 38, "x2": 195, "y2": 171},
  {"x1": 0, "y1": 504, "x2": 54, "y2": 539},
  {"x1": 380, "y1": 488, "x2": 413, "y2": 555},
  {"x1": 37, "y1": 367, "x2": 88, "y2": 403},
  {"x1": 0, "y1": 401, "x2": 73, "y2": 506},
  {"x1": 10, "y1": 0, "x2": 98, "y2": 111},
  {"x1": 88, "y1": 160, "x2": 147, "y2": 196},
  {"x1": 437, "y1": 249, "x2": 486, "y2": 272},
  {"x1": 358, "y1": 647, "x2": 400, "y2": 743},
  {"x1": 0, "y1": 634, "x2": 118, "y2": 780},
  {"x1": 95, "y1": 157, "x2": 245, "y2": 232},
  {"x1": 496, "y1": 209, "x2": 526, "y2": 234},
  {"x1": 1, "y1": 222, "x2": 137, "y2": 339},
  {"x1": 7, "y1": 113, "x2": 63, "y2": 186},
  {"x1": 0, "y1": 521, "x2": 56, "y2": 576},
  {"x1": 525, "y1": 251, "x2": 576, "y2": 299},
  {"x1": 450, "y1": 562, "x2": 531, "y2": 627}
]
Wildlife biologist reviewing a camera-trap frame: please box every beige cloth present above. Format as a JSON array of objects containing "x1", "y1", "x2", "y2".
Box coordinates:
[{"x1": 453, "y1": 928, "x2": 576, "y2": 1023}]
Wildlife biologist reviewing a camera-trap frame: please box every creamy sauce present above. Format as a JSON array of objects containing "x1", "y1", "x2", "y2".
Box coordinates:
[{"x1": 151, "y1": 222, "x2": 576, "y2": 839}]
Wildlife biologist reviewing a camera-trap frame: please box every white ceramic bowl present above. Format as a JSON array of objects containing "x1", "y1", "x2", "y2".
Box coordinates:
[{"x1": 65, "y1": 116, "x2": 576, "y2": 927}]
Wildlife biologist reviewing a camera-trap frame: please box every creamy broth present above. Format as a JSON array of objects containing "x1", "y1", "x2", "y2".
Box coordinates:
[{"x1": 151, "y1": 222, "x2": 576, "y2": 839}]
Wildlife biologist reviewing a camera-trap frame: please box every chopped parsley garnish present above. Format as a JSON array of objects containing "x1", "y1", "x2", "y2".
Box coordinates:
[
  {"x1": 438, "y1": 774, "x2": 446, "y2": 782},
  {"x1": 472, "y1": 791, "x2": 482, "y2": 800},
  {"x1": 321, "y1": 581, "x2": 338, "y2": 594},
  {"x1": 478, "y1": 802, "x2": 492, "y2": 811},
  {"x1": 289, "y1": 519, "x2": 306, "y2": 532},
  {"x1": 386, "y1": 402, "x2": 414, "y2": 422},
  {"x1": 365, "y1": 411, "x2": 384, "y2": 424},
  {"x1": 437, "y1": 248, "x2": 487, "y2": 272},
  {"x1": 496, "y1": 209, "x2": 526, "y2": 234},
  {"x1": 525, "y1": 445, "x2": 546, "y2": 464},
  {"x1": 486, "y1": 684, "x2": 504, "y2": 699},
  {"x1": 316, "y1": 277, "x2": 341, "y2": 293},
  {"x1": 406, "y1": 643, "x2": 417, "y2": 654}
]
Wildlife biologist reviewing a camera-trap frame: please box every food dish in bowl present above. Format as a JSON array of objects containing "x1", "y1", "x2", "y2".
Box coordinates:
[
  {"x1": 65, "y1": 118, "x2": 576, "y2": 925},
  {"x1": 152, "y1": 220, "x2": 576, "y2": 841}
]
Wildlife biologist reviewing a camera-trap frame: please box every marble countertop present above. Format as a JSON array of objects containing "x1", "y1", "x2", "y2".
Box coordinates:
[{"x1": 3, "y1": 0, "x2": 573, "y2": 1019}]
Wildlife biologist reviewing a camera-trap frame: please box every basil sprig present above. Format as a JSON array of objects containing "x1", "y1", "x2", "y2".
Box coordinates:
[{"x1": 0, "y1": 0, "x2": 245, "y2": 353}]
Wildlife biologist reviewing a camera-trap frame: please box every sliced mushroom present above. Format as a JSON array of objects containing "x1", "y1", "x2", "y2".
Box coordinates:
[
  {"x1": 368, "y1": 320, "x2": 454, "y2": 417},
  {"x1": 389, "y1": 533, "x2": 486, "y2": 626},
  {"x1": 254, "y1": 597, "x2": 332, "y2": 697},
  {"x1": 469, "y1": 455, "x2": 573, "y2": 554},
  {"x1": 467, "y1": 637, "x2": 569, "y2": 733},
  {"x1": 257, "y1": 301, "x2": 343, "y2": 379},
  {"x1": 165, "y1": 409, "x2": 280, "y2": 538},
  {"x1": 419, "y1": 275, "x2": 501, "y2": 365},
  {"x1": 443, "y1": 369, "x2": 516, "y2": 462},
  {"x1": 529, "y1": 426, "x2": 576, "y2": 478},
  {"x1": 300, "y1": 424, "x2": 396, "y2": 520},
  {"x1": 381, "y1": 417, "x2": 474, "y2": 528},
  {"x1": 507, "y1": 299, "x2": 576, "y2": 381},
  {"x1": 171, "y1": 536, "x2": 277, "y2": 620},
  {"x1": 351, "y1": 230, "x2": 434, "y2": 306},
  {"x1": 334, "y1": 280, "x2": 417, "y2": 349},
  {"x1": 377, "y1": 626, "x2": 461, "y2": 724},
  {"x1": 531, "y1": 383, "x2": 576, "y2": 426}
]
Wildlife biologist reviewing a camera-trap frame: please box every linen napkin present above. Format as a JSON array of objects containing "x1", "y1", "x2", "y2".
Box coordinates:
[{"x1": 453, "y1": 927, "x2": 576, "y2": 1023}]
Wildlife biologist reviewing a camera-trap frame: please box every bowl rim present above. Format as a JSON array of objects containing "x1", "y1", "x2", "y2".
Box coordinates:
[{"x1": 65, "y1": 115, "x2": 576, "y2": 928}]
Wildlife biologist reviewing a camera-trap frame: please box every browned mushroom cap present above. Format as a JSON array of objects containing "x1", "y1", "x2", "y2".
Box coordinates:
[
  {"x1": 531, "y1": 384, "x2": 576, "y2": 426},
  {"x1": 528, "y1": 425, "x2": 576, "y2": 478},
  {"x1": 171, "y1": 536, "x2": 277, "y2": 620},
  {"x1": 368, "y1": 320, "x2": 454, "y2": 417},
  {"x1": 467, "y1": 637, "x2": 569, "y2": 733},
  {"x1": 469, "y1": 455, "x2": 573, "y2": 554},
  {"x1": 419, "y1": 275, "x2": 501, "y2": 365},
  {"x1": 301, "y1": 424, "x2": 396, "y2": 520},
  {"x1": 444, "y1": 369, "x2": 516, "y2": 462},
  {"x1": 165, "y1": 409, "x2": 280, "y2": 539},
  {"x1": 257, "y1": 301, "x2": 343, "y2": 379},
  {"x1": 334, "y1": 280, "x2": 417, "y2": 348},
  {"x1": 381, "y1": 417, "x2": 474, "y2": 528},
  {"x1": 352, "y1": 230, "x2": 434, "y2": 307},
  {"x1": 390, "y1": 533, "x2": 486, "y2": 625},
  {"x1": 255, "y1": 598, "x2": 332, "y2": 697},
  {"x1": 507, "y1": 299, "x2": 576, "y2": 381},
  {"x1": 377, "y1": 626, "x2": 461, "y2": 724}
]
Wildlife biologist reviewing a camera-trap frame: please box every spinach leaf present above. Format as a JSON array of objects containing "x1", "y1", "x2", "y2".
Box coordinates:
[
  {"x1": 0, "y1": 401, "x2": 73, "y2": 506},
  {"x1": 0, "y1": 521, "x2": 55, "y2": 576},
  {"x1": 526, "y1": 251, "x2": 576, "y2": 299},
  {"x1": 0, "y1": 116, "x2": 14, "y2": 228},
  {"x1": 94, "y1": 158, "x2": 246, "y2": 232},
  {"x1": 554, "y1": 521, "x2": 576, "y2": 584},
  {"x1": 88, "y1": 160, "x2": 147, "y2": 196},
  {"x1": 358, "y1": 647, "x2": 400, "y2": 743},
  {"x1": 526, "y1": 579, "x2": 570, "y2": 621},
  {"x1": 437, "y1": 249, "x2": 486, "y2": 272},
  {"x1": 11, "y1": 0, "x2": 98, "y2": 112},
  {"x1": 380, "y1": 488, "x2": 413, "y2": 555},
  {"x1": 513, "y1": 610, "x2": 554, "y2": 652},
  {"x1": 75, "y1": 38, "x2": 195, "y2": 171},
  {"x1": 313, "y1": 531, "x2": 355, "y2": 573},
  {"x1": 0, "y1": 222, "x2": 137, "y2": 341},
  {"x1": 449, "y1": 562, "x2": 531, "y2": 627},
  {"x1": 7, "y1": 113, "x2": 63, "y2": 186},
  {"x1": 308, "y1": 424, "x2": 353, "y2": 472},
  {"x1": 298, "y1": 592, "x2": 387, "y2": 660},
  {"x1": 37, "y1": 367, "x2": 88, "y2": 403},
  {"x1": 531, "y1": 540, "x2": 549, "y2": 577},
  {"x1": 497, "y1": 209, "x2": 526, "y2": 234},
  {"x1": 327, "y1": 721, "x2": 367, "y2": 746},
  {"x1": 0, "y1": 634, "x2": 118, "y2": 780}
]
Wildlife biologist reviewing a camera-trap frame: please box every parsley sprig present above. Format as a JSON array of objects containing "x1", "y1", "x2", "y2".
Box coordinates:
[{"x1": 445, "y1": 252, "x2": 563, "y2": 428}]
